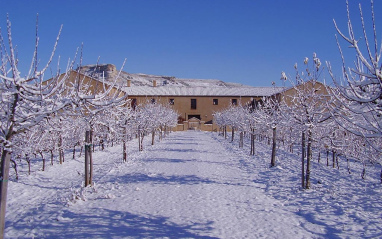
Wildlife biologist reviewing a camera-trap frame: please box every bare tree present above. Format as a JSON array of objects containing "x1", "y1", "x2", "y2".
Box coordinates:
[
  {"x1": 282, "y1": 54, "x2": 333, "y2": 189},
  {"x1": 327, "y1": 0, "x2": 382, "y2": 154},
  {"x1": 0, "y1": 16, "x2": 74, "y2": 238},
  {"x1": 68, "y1": 59, "x2": 128, "y2": 187},
  {"x1": 254, "y1": 85, "x2": 285, "y2": 167}
]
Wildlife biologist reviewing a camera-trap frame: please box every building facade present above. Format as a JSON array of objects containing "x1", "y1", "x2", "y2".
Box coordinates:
[
  {"x1": 61, "y1": 65, "x2": 284, "y2": 131},
  {"x1": 125, "y1": 83, "x2": 282, "y2": 131}
]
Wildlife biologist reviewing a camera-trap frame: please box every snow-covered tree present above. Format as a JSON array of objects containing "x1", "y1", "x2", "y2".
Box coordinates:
[
  {"x1": 0, "y1": 16, "x2": 74, "y2": 237},
  {"x1": 282, "y1": 53, "x2": 333, "y2": 189},
  {"x1": 327, "y1": 0, "x2": 382, "y2": 155},
  {"x1": 68, "y1": 60, "x2": 128, "y2": 186},
  {"x1": 254, "y1": 93, "x2": 284, "y2": 167},
  {"x1": 131, "y1": 101, "x2": 178, "y2": 151}
]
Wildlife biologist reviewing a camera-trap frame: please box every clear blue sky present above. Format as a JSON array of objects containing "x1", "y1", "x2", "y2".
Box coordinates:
[{"x1": 0, "y1": 0, "x2": 380, "y2": 87}]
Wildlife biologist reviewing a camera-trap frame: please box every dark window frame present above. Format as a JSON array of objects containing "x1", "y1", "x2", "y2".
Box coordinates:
[
  {"x1": 213, "y1": 99, "x2": 218, "y2": 105},
  {"x1": 191, "y1": 99, "x2": 197, "y2": 109},
  {"x1": 169, "y1": 98, "x2": 175, "y2": 105},
  {"x1": 231, "y1": 99, "x2": 237, "y2": 105}
]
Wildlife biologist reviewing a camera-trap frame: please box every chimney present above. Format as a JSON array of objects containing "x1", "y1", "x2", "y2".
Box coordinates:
[
  {"x1": 153, "y1": 80, "x2": 157, "y2": 87},
  {"x1": 127, "y1": 80, "x2": 131, "y2": 87}
]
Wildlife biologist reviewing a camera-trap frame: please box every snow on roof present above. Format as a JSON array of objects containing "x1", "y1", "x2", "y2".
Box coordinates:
[
  {"x1": 77, "y1": 64, "x2": 283, "y2": 97},
  {"x1": 123, "y1": 85, "x2": 283, "y2": 97}
]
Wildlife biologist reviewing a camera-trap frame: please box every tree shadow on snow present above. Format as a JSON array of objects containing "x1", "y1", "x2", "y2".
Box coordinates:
[
  {"x1": 144, "y1": 158, "x2": 196, "y2": 164},
  {"x1": 19, "y1": 208, "x2": 219, "y2": 239},
  {"x1": 111, "y1": 173, "x2": 217, "y2": 186}
]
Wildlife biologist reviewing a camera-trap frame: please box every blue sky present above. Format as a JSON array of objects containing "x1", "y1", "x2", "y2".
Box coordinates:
[{"x1": 0, "y1": 0, "x2": 380, "y2": 87}]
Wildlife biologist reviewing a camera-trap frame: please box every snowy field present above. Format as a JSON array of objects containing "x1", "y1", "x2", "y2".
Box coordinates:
[{"x1": 5, "y1": 131, "x2": 382, "y2": 238}]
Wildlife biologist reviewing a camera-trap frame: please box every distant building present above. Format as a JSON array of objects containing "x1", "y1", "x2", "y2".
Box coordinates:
[
  {"x1": 64, "y1": 64, "x2": 284, "y2": 131},
  {"x1": 125, "y1": 83, "x2": 282, "y2": 131}
]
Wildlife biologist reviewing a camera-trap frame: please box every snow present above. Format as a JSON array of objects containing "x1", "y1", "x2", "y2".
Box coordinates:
[
  {"x1": 123, "y1": 85, "x2": 282, "y2": 97},
  {"x1": 6, "y1": 131, "x2": 382, "y2": 238},
  {"x1": 77, "y1": 64, "x2": 283, "y2": 97}
]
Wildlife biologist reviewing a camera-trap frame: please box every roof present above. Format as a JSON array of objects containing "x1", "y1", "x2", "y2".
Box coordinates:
[
  {"x1": 123, "y1": 85, "x2": 283, "y2": 97},
  {"x1": 76, "y1": 64, "x2": 284, "y2": 97}
]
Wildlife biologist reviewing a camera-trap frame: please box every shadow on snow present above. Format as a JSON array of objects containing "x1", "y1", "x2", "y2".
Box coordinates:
[{"x1": 10, "y1": 208, "x2": 218, "y2": 239}]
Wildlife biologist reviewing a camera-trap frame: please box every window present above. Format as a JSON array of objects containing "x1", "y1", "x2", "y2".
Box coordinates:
[
  {"x1": 213, "y1": 99, "x2": 218, "y2": 105},
  {"x1": 169, "y1": 99, "x2": 174, "y2": 105},
  {"x1": 231, "y1": 99, "x2": 237, "y2": 105},
  {"x1": 191, "y1": 99, "x2": 197, "y2": 109},
  {"x1": 151, "y1": 98, "x2": 156, "y2": 104}
]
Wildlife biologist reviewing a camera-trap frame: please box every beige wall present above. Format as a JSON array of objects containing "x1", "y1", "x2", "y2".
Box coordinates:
[
  {"x1": 277, "y1": 81, "x2": 331, "y2": 106},
  {"x1": 54, "y1": 71, "x2": 264, "y2": 131},
  {"x1": 130, "y1": 95, "x2": 261, "y2": 125}
]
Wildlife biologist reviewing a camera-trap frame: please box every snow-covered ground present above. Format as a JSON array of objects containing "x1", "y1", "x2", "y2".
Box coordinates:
[{"x1": 5, "y1": 131, "x2": 382, "y2": 238}]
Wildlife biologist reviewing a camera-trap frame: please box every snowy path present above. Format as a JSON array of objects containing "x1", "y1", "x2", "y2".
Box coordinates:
[{"x1": 6, "y1": 131, "x2": 319, "y2": 238}]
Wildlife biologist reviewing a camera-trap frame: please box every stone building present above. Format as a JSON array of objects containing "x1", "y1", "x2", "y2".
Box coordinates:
[{"x1": 62, "y1": 64, "x2": 284, "y2": 131}]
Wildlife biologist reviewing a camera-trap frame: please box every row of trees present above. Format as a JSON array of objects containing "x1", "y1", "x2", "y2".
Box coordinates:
[
  {"x1": 0, "y1": 15, "x2": 178, "y2": 237},
  {"x1": 10, "y1": 100, "x2": 178, "y2": 177},
  {"x1": 214, "y1": 0, "x2": 381, "y2": 190}
]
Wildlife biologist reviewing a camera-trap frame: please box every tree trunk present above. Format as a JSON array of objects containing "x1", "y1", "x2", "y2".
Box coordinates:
[
  {"x1": 10, "y1": 159, "x2": 18, "y2": 181},
  {"x1": 40, "y1": 151, "x2": 45, "y2": 171},
  {"x1": 84, "y1": 131, "x2": 91, "y2": 187},
  {"x1": 326, "y1": 150, "x2": 329, "y2": 167},
  {"x1": 346, "y1": 157, "x2": 351, "y2": 174},
  {"x1": 0, "y1": 150, "x2": 11, "y2": 239},
  {"x1": 50, "y1": 150, "x2": 54, "y2": 165},
  {"x1": 80, "y1": 146, "x2": 83, "y2": 157},
  {"x1": 231, "y1": 127, "x2": 235, "y2": 142},
  {"x1": 306, "y1": 131, "x2": 312, "y2": 189},
  {"x1": 152, "y1": 130, "x2": 155, "y2": 145},
  {"x1": 123, "y1": 141, "x2": 127, "y2": 162},
  {"x1": 26, "y1": 154, "x2": 31, "y2": 175},
  {"x1": 58, "y1": 135, "x2": 63, "y2": 164},
  {"x1": 89, "y1": 131, "x2": 93, "y2": 186},
  {"x1": 239, "y1": 131, "x2": 243, "y2": 148},
  {"x1": 139, "y1": 132, "x2": 144, "y2": 151},
  {"x1": 332, "y1": 150, "x2": 336, "y2": 168},
  {"x1": 73, "y1": 145, "x2": 76, "y2": 160},
  {"x1": 301, "y1": 131, "x2": 305, "y2": 189},
  {"x1": 270, "y1": 127, "x2": 277, "y2": 167},
  {"x1": 101, "y1": 139, "x2": 104, "y2": 151},
  {"x1": 138, "y1": 129, "x2": 143, "y2": 151},
  {"x1": 250, "y1": 129, "x2": 255, "y2": 156}
]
